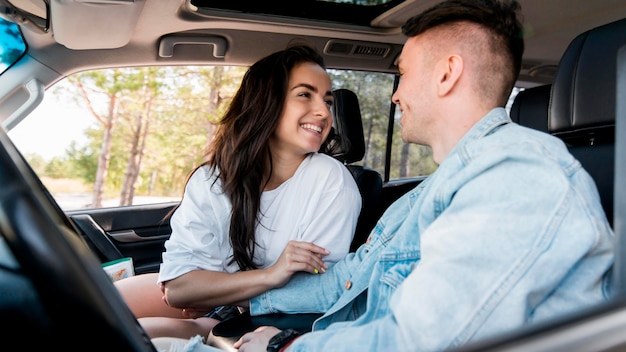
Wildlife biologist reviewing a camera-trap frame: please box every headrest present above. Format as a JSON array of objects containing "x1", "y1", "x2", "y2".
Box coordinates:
[
  {"x1": 509, "y1": 84, "x2": 551, "y2": 133},
  {"x1": 549, "y1": 18, "x2": 626, "y2": 144},
  {"x1": 322, "y1": 89, "x2": 366, "y2": 164}
]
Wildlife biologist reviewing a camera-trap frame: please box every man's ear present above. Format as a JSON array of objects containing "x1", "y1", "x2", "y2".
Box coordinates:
[{"x1": 437, "y1": 54, "x2": 463, "y2": 96}]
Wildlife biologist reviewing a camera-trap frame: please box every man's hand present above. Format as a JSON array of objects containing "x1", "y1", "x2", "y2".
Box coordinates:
[
  {"x1": 234, "y1": 326, "x2": 282, "y2": 352},
  {"x1": 180, "y1": 307, "x2": 213, "y2": 319}
]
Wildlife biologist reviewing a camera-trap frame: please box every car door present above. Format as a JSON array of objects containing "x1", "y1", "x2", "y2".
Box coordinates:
[{"x1": 66, "y1": 202, "x2": 177, "y2": 275}]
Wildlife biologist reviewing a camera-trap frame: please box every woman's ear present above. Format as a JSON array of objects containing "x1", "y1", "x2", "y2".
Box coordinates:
[{"x1": 437, "y1": 54, "x2": 463, "y2": 96}]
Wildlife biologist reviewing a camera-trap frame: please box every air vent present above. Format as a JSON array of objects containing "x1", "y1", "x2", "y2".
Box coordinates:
[
  {"x1": 354, "y1": 45, "x2": 388, "y2": 57},
  {"x1": 324, "y1": 40, "x2": 391, "y2": 60}
]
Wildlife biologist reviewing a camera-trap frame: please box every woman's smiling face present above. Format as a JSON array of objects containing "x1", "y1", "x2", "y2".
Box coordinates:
[{"x1": 271, "y1": 61, "x2": 334, "y2": 157}]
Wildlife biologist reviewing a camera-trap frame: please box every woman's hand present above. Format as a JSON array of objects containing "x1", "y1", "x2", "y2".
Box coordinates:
[
  {"x1": 159, "y1": 242, "x2": 328, "y2": 310},
  {"x1": 265, "y1": 240, "x2": 329, "y2": 287},
  {"x1": 179, "y1": 307, "x2": 213, "y2": 319}
]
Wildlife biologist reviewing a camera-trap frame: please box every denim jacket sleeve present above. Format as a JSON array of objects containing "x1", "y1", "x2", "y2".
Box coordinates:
[
  {"x1": 249, "y1": 248, "x2": 364, "y2": 315},
  {"x1": 287, "y1": 314, "x2": 402, "y2": 351}
]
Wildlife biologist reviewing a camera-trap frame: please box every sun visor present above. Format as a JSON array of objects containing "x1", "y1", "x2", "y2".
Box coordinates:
[{"x1": 50, "y1": 0, "x2": 145, "y2": 50}]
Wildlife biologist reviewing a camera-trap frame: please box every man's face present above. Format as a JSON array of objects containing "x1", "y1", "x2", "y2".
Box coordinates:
[{"x1": 392, "y1": 35, "x2": 437, "y2": 147}]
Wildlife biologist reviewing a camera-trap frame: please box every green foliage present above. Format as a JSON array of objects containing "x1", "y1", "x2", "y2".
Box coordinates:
[
  {"x1": 65, "y1": 130, "x2": 101, "y2": 183},
  {"x1": 24, "y1": 153, "x2": 46, "y2": 174},
  {"x1": 55, "y1": 66, "x2": 247, "y2": 200},
  {"x1": 328, "y1": 69, "x2": 392, "y2": 174}
]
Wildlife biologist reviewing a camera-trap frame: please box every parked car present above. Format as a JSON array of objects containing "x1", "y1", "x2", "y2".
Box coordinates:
[{"x1": 1, "y1": 0, "x2": 626, "y2": 350}]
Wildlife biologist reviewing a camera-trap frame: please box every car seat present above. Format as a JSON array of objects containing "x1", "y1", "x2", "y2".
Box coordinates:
[
  {"x1": 323, "y1": 88, "x2": 383, "y2": 251},
  {"x1": 509, "y1": 84, "x2": 550, "y2": 134},
  {"x1": 548, "y1": 18, "x2": 626, "y2": 226}
]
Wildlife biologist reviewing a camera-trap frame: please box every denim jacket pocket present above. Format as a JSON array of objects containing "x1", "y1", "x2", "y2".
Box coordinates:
[
  {"x1": 368, "y1": 254, "x2": 420, "y2": 318},
  {"x1": 380, "y1": 261, "x2": 417, "y2": 288}
]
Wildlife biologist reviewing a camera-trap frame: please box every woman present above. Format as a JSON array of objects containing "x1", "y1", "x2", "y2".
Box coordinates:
[{"x1": 115, "y1": 45, "x2": 361, "y2": 341}]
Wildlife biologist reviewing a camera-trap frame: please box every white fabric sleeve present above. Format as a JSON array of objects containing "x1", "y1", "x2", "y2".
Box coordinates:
[
  {"x1": 293, "y1": 153, "x2": 362, "y2": 264},
  {"x1": 157, "y1": 166, "x2": 235, "y2": 283}
]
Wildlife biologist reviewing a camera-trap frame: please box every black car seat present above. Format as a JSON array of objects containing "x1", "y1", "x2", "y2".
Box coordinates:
[
  {"x1": 548, "y1": 18, "x2": 626, "y2": 226},
  {"x1": 324, "y1": 88, "x2": 384, "y2": 251},
  {"x1": 511, "y1": 19, "x2": 625, "y2": 226},
  {"x1": 509, "y1": 84, "x2": 551, "y2": 134}
]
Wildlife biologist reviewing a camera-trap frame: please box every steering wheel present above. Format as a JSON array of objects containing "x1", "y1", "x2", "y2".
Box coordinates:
[{"x1": 0, "y1": 128, "x2": 156, "y2": 350}]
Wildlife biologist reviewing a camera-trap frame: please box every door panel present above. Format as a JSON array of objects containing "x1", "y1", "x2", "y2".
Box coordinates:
[
  {"x1": 64, "y1": 180, "x2": 422, "y2": 277},
  {"x1": 67, "y1": 202, "x2": 177, "y2": 275}
]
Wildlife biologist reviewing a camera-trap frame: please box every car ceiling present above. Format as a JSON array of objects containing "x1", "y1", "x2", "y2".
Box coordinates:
[{"x1": 4, "y1": 0, "x2": 626, "y2": 88}]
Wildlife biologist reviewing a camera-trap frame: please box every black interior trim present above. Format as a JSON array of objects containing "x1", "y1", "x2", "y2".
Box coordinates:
[
  {"x1": 207, "y1": 311, "x2": 322, "y2": 350},
  {"x1": 0, "y1": 127, "x2": 156, "y2": 351},
  {"x1": 614, "y1": 45, "x2": 626, "y2": 295},
  {"x1": 71, "y1": 214, "x2": 124, "y2": 262},
  {"x1": 190, "y1": 0, "x2": 404, "y2": 26}
]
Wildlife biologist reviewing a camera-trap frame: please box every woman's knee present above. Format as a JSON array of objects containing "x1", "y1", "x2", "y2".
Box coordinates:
[{"x1": 116, "y1": 273, "x2": 183, "y2": 318}]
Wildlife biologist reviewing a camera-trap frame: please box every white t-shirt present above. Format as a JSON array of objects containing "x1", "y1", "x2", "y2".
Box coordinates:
[{"x1": 158, "y1": 152, "x2": 361, "y2": 282}]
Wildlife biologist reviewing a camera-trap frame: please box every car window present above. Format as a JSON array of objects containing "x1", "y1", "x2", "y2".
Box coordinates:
[
  {"x1": 9, "y1": 66, "x2": 247, "y2": 210},
  {"x1": 7, "y1": 65, "x2": 525, "y2": 211},
  {"x1": 0, "y1": 18, "x2": 27, "y2": 75},
  {"x1": 327, "y1": 69, "x2": 436, "y2": 181},
  {"x1": 9, "y1": 66, "x2": 432, "y2": 211}
]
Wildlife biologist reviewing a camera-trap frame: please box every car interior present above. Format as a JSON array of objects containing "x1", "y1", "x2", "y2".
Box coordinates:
[
  {"x1": 2, "y1": 0, "x2": 626, "y2": 350},
  {"x1": 327, "y1": 88, "x2": 385, "y2": 252}
]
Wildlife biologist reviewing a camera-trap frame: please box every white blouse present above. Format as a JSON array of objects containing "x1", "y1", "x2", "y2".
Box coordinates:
[{"x1": 158, "y1": 152, "x2": 361, "y2": 282}]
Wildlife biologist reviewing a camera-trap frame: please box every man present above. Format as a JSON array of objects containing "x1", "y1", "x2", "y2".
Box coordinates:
[{"x1": 157, "y1": 1, "x2": 615, "y2": 351}]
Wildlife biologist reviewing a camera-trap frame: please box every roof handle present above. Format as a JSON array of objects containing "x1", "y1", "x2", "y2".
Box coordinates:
[
  {"x1": 158, "y1": 35, "x2": 227, "y2": 58},
  {"x1": 1, "y1": 79, "x2": 44, "y2": 131}
]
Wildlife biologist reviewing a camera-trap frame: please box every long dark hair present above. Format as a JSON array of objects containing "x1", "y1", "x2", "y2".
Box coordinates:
[{"x1": 204, "y1": 45, "x2": 326, "y2": 270}]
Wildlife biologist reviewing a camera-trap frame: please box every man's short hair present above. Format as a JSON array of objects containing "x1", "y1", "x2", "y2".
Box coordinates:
[{"x1": 403, "y1": 0, "x2": 524, "y2": 91}]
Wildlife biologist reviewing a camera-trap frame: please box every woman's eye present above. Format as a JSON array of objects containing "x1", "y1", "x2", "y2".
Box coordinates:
[
  {"x1": 298, "y1": 92, "x2": 311, "y2": 98},
  {"x1": 325, "y1": 100, "x2": 333, "y2": 107}
]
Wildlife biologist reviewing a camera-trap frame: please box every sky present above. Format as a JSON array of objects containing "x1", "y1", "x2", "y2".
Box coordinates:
[{"x1": 8, "y1": 94, "x2": 93, "y2": 161}]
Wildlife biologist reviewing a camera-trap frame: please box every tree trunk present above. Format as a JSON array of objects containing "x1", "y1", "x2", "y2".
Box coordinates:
[
  {"x1": 91, "y1": 95, "x2": 118, "y2": 207},
  {"x1": 120, "y1": 88, "x2": 153, "y2": 206}
]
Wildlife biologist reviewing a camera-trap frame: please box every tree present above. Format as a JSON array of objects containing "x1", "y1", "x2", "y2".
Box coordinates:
[
  {"x1": 67, "y1": 70, "x2": 125, "y2": 207},
  {"x1": 118, "y1": 68, "x2": 161, "y2": 205},
  {"x1": 328, "y1": 69, "x2": 394, "y2": 174},
  {"x1": 136, "y1": 66, "x2": 243, "y2": 198},
  {"x1": 64, "y1": 66, "x2": 246, "y2": 206}
]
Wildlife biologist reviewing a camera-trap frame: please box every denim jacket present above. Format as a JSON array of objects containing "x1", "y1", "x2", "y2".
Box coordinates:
[{"x1": 249, "y1": 108, "x2": 615, "y2": 351}]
